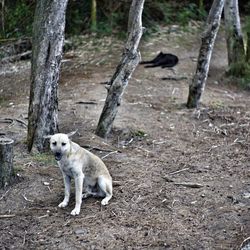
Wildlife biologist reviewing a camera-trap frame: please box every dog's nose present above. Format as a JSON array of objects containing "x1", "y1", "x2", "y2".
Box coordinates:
[{"x1": 55, "y1": 152, "x2": 62, "y2": 161}]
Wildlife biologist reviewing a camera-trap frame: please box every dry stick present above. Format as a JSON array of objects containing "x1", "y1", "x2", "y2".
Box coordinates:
[
  {"x1": 174, "y1": 182, "x2": 204, "y2": 188},
  {"x1": 22, "y1": 230, "x2": 27, "y2": 246},
  {"x1": 101, "y1": 151, "x2": 118, "y2": 159},
  {"x1": 81, "y1": 145, "x2": 120, "y2": 153},
  {"x1": 168, "y1": 168, "x2": 190, "y2": 175},
  {"x1": 0, "y1": 214, "x2": 15, "y2": 218},
  {"x1": 0, "y1": 118, "x2": 27, "y2": 127},
  {"x1": 0, "y1": 50, "x2": 32, "y2": 63},
  {"x1": 22, "y1": 194, "x2": 34, "y2": 202},
  {"x1": 0, "y1": 188, "x2": 10, "y2": 200}
]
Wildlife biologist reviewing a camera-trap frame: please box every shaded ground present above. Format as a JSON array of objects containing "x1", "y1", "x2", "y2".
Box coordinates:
[{"x1": 0, "y1": 26, "x2": 250, "y2": 249}]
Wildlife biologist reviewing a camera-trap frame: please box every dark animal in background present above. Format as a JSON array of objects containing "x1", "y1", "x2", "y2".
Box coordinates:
[{"x1": 140, "y1": 52, "x2": 178, "y2": 68}]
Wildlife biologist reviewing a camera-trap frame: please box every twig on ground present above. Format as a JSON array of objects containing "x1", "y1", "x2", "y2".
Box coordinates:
[
  {"x1": 101, "y1": 151, "x2": 118, "y2": 159},
  {"x1": 168, "y1": 168, "x2": 190, "y2": 175},
  {"x1": 0, "y1": 214, "x2": 15, "y2": 218},
  {"x1": 15, "y1": 118, "x2": 27, "y2": 127},
  {"x1": 174, "y1": 182, "x2": 204, "y2": 188},
  {"x1": 81, "y1": 145, "x2": 120, "y2": 153},
  {"x1": 162, "y1": 176, "x2": 174, "y2": 182},
  {"x1": 75, "y1": 101, "x2": 97, "y2": 105},
  {"x1": 161, "y1": 76, "x2": 188, "y2": 81},
  {"x1": 0, "y1": 188, "x2": 10, "y2": 201},
  {"x1": 22, "y1": 230, "x2": 27, "y2": 246},
  {"x1": 22, "y1": 194, "x2": 34, "y2": 202},
  {"x1": 0, "y1": 51, "x2": 32, "y2": 63},
  {"x1": 37, "y1": 214, "x2": 49, "y2": 219},
  {"x1": 207, "y1": 145, "x2": 219, "y2": 152},
  {"x1": 0, "y1": 118, "x2": 27, "y2": 127}
]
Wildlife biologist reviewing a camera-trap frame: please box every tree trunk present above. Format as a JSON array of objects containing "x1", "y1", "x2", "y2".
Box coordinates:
[
  {"x1": 0, "y1": 138, "x2": 15, "y2": 189},
  {"x1": 187, "y1": 0, "x2": 224, "y2": 109},
  {"x1": 224, "y1": 0, "x2": 245, "y2": 66},
  {"x1": 27, "y1": 0, "x2": 68, "y2": 152},
  {"x1": 95, "y1": 0, "x2": 145, "y2": 138},
  {"x1": 91, "y1": 0, "x2": 97, "y2": 32}
]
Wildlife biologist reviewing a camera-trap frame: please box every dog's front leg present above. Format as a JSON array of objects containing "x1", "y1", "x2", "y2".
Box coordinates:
[
  {"x1": 58, "y1": 174, "x2": 71, "y2": 208},
  {"x1": 71, "y1": 173, "x2": 84, "y2": 216}
]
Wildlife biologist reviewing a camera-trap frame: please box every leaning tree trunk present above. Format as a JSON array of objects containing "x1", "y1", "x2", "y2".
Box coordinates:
[
  {"x1": 187, "y1": 0, "x2": 225, "y2": 109},
  {"x1": 95, "y1": 0, "x2": 145, "y2": 138},
  {"x1": 27, "y1": 0, "x2": 68, "y2": 152},
  {"x1": 224, "y1": 0, "x2": 245, "y2": 66},
  {"x1": 0, "y1": 138, "x2": 15, "y2": 188}
]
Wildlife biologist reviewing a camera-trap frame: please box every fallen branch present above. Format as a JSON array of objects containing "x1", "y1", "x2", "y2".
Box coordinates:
[
  {"x1": 1, "y1": 50, "x2": 32, "y2": 63},
  {"x1": 161, "y1": 76, "x2": 188, "y2": 81},
  {"x1": 75, "y1": 101, "x2": 97, "y2": 105},
  {"x1": 22, "y1": 194, "x2": 34, "y2": 202},
  {"x1": 0, "y1": 188, "x2": 10, "y2": 201},
  {"x1": 81, "y1": 145, "x2": 120, "y2": 153},
  {"x1": 168, "y1": 168, "x2": 190, "y2": 175},
  {"x1": 174, "y1": 182, "x2": 204, "y2": 188},
  {"x1": 0, "y1": 118, "x2": 27, "y2": 127},
  {"x1": 0, "y1": 214, "x2": 15, "y2": 218},
  {"x1": 101, "y1": 151, "x2": 118, "y2": 159}
]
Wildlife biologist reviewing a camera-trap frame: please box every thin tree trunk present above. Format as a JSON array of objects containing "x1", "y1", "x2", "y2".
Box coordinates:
[
  {"x1": 224, "y1": 0, "x2": 245, "y2": 66},
  {"x1": 91, "y1": 0, "x2": 97, "y2": 31},
  {"x1": 1, "y1": 0, "x2": 4, "y2": 35},
  {"x1": 95, "y1": 0, "x2": 145, "y2": 138},
  {"x1": 0, "y1": 138, "x2": 15, "y2": 188},
  {"x1": 27, "y1": 0, "x2": 68, "y2": 152},
  {"x1": 187, "y1": 0, "x2": 224, "y2": 109}
]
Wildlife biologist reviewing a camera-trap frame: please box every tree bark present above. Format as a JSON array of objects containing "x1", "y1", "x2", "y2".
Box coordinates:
[
  {"x1": 187, "y1": 0, "x2": 225, "y2": 109},
  {"x1": 27, "y1": 0, "x2": 68, "y2": 152},
  {"x1": 0, "y1": 138, "x2": 15, "y2": 188},
  {"x1": 95, "y1": 0, "x2": 145, "y2": 138},
  {"x1": 224, "y1": 0, "x2": 245, "y2": 66},
  {"x1": 91, "y1": 0, "x2": 97, "y2": 31}
]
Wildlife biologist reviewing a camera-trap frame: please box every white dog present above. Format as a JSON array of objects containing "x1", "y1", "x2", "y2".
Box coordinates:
[{"x1": 45, "y1": 132, "x2": 112, "y2": 215}]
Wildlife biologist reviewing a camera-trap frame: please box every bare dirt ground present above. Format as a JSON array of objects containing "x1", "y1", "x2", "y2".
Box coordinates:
[{"x1": 0, "y1": 25, "x2": 250, "y2": 250}]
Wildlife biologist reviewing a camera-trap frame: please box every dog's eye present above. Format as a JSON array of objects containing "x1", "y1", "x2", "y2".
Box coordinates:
[
  {"x1": 52, "y1": 141, "x2": 57, "y2": 146},
  {"x1": 62, "y1": 142, "x2": 66, "y2": 146}
]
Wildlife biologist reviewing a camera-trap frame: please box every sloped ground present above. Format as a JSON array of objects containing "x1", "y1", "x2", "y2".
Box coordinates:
[{"x1": 0, "y1": 26, "x2": 250, "y2": 250}]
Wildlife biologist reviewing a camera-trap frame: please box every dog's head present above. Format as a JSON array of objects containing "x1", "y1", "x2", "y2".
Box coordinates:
[{"x1": 44, "y1": 131, "x2": 76, "y2": 161}]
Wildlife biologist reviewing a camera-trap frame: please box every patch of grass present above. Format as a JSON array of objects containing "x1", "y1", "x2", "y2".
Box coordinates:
[
  {"x1": 31, "y1": 152, "x2": 55, "y2": 165},
  {"x1": 226, "y1": 61, "x2": 250, "y2": 89},
  {"x1": 133, "y1": 130, "x2": 148, "y2": 138},
  {"x1": 209, "y1": 100, "x2": 225, "y2": 109}
]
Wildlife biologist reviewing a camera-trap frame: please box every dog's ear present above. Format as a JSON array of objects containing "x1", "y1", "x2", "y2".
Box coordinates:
[
  {"x1": 43, "y1": 135, "x2": 52, "y2": 139},
  {"x1": 67, "y1": 130, "x2": 77, "y2": 138}
]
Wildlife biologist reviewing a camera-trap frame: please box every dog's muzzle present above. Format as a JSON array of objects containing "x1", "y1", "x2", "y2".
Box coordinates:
[{"x1": 55, "y1": 152, "x2": 62, "y2": 161}]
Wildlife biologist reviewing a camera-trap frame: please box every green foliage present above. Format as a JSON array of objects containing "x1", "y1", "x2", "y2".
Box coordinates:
[
  {"x1": 226, "y1": 61, "x2": 250, "y2": 89},
  {"x1": 1, "y1": 0, "x2": 35, "y2": 39},
  {"x1": 1, "y1": 0, "x2": 209, "y2": 39},
  {"x1": 176, "y1": 3, "x2": 206, "y2": 26},
  {"x1": 31, "y1": 152, "x2": 55, "y2": 166},
  {"x1": 133, "y1": 130, "x2": 147, "y2": 138}
]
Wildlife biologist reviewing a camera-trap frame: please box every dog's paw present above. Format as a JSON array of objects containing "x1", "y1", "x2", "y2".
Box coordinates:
[
  {"x1": 58, "y1": 201, "x2": 68, "y2": 208},
  {"x1": 101, "y1": 199, "x2": 109, "y2": 206},
  {"x1": 70, "y1": 207, "x2": 80, "y2": 216},
  {"x1": 82, "y1": 193, "x2": 89, "y2": 199}
]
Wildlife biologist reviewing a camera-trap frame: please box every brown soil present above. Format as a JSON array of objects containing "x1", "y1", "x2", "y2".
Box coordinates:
[{"x1": 0, "y1": 26, "x2": 250, "y2": 250}]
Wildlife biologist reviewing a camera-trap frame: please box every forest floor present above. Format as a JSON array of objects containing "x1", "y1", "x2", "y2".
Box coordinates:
[{"x1": 0, "y1": 24, "x2": 250, "y2": 250}]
